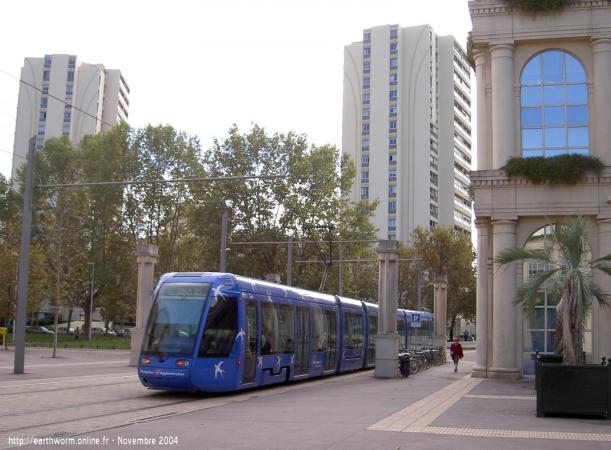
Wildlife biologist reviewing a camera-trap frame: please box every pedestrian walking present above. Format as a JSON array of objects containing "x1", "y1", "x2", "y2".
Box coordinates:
[{"x1": 450, "y1": 338, "x2": 463, "y2": 372}]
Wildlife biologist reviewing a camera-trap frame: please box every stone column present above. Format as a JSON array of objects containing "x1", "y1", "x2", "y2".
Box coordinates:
[
  {"x1": 591, "y1": 39, "x2": 611, "y2": 163},
  {"x1": 490, "y1": 219, "x2": 520, "y2": 379},
  {"x1": 375, "y1": 240, "x2": 400, "y2": 378},
  {"x1": 130, "y1": 244, "x2": 159, "y2": 366},
  {"x1": 472, "y1": 218, "x2": 490, "y2": 378},
  {"x1": 490, "y1": 44, "x2": 515, "y2": 169},
  {"x1": 595, "y1": 219, "x2": 611, "y2": 361},
  {"x1": 475, "y1": 51, "x2": 490, "y2": 170}
]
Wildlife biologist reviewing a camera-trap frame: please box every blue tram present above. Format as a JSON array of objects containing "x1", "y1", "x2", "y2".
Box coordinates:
[{"x1": 138, "y1": 272, "x2": 432, "y2": 392}]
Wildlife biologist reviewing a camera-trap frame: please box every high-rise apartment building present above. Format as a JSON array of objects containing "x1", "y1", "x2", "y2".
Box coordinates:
[
  {"x1": 11, "y1": 54, "x2": 129, "y2": 180},
  {"x1": 342, "y1": 24, "x2": 473, "y2": 242}
]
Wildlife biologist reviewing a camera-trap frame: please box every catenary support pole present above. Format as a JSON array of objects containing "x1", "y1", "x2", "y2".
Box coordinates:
[
  {"x1": 14, "y1": 137, "x2": 36, "y2": 374},
  {"x1": 220, "y1": 211, "x2": 228, "y2": 272},
  {"x1": 287, "y1": 237, "x2": 292, "y2": 286}
]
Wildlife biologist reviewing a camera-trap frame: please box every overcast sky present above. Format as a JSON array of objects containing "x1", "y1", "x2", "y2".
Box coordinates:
[{"x1": 0, "y1": 0, "x2": 473, "y2": 179}]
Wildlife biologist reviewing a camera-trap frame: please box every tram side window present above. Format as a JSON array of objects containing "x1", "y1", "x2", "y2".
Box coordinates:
[
  {"x1": 199, "y1": 297, "x2": 237, "y2": 357},
  {"x1": 343, "y1": 312, "x2": 363, "y2": 349},
  {"x1": 397, "y1": 318, "x2": 405, "y2": 335},
  {"x1": 324, "y1": 309, "x2": 337, "y2": 351},
  {"x1": 261, "y1": 302, "x2": 294, "y2": 354},
  {"x1": 311, "y1": 306, "x2": 326, "y2": 352}
]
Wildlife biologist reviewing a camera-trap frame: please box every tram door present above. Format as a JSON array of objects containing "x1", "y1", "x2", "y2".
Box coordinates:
[
  {"x1": 242, "y1": 299, "x2": 258, "y2": 384},
  {"x1": 294, "y1": 306, "x2": 309, "y2": 376}
]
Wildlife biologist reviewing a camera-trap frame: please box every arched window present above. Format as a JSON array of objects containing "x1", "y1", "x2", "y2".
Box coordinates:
[{"x1": 520, "y1": 51, "x2": 589, "y2": 157}]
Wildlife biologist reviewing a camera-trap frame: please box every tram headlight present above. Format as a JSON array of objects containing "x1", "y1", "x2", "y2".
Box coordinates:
[
  {"x1": 140, "y1": 357, "x2": 151, "y2": 366},
  {"x1": 175, "y1": 359, "x2": 190, "y2": 368}
]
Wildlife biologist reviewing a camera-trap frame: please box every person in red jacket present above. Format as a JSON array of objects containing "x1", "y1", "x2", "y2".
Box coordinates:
[{"x1": 450, "y1": 338, "x2": 464, "y2": 373}]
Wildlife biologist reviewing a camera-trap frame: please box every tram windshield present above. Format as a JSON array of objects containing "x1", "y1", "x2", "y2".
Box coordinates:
[{"x1": 141, "y1": 282, "x2": 211, "y2": 358}]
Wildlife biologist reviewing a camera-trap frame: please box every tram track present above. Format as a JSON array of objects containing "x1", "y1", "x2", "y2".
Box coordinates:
[
  {"x1": 0, "y1": 396, "x2": 205, "y2": 434},
  {"x1": 0, "y1": 379, "x2": 138, "y2": 397}
]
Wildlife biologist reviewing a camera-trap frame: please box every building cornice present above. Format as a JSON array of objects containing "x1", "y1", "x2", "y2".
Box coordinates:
[
  {"x1": 471, "y1": 167, "x2": 611, "y2": 220},
  {"x1": 469, "y1": 1, "x2": 611, "y2": 17},
  {"x1": 471, "y1": 168, "x2": 611, "y2": 186}
]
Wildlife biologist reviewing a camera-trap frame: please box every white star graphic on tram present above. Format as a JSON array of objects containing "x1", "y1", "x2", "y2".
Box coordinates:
[
  {"x1": 275, "y1": 355, "x2": 282, "y2": 368},
  {"x1": 258, "y1": 357, "x2": 263, "y2": 368},
  {"x1": 214, "y1": 361, "x2": 226, "y2": 380},
  {"x1": 290, "y1": 354, "x2": 295, "y2": 365},
  {"x1": 235, "y1": 328, "x2": 246, "y2": 341}
]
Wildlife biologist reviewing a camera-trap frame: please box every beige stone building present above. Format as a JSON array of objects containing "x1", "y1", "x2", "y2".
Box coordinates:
[
  {"x1": 342, "y1": 25, "x2": 473, "y2": 243},
  {"x1": 470, "y1": 0, "x2": 611, "y2": 378},
  {"x1": 11, "y1": 54, "x2": 129, "y2": 181}
]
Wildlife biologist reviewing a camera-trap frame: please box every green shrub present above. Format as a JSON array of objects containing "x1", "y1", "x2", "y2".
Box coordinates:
[
  {"x1": 503, "y1": 0, "x2": 569, "y2": 13},
  {"x1": 503, "y1": 154, "x2": 603, "y2": 184}
]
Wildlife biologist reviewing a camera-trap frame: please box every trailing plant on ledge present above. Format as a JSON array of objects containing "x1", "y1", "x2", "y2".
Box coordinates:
[
  {"x1": 503, "y1": 154, "x2": 603, "y2": 185},
  {"x1": 503, "y1": 0, "x2": 569, "y2": 14}
]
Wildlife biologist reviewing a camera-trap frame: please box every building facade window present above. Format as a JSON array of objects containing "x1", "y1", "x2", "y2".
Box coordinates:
[
  {"x1": 36, "y1": 137, "x2": 44, "y2": 149},
  {"x1": 363, "y1": 62, "x2": 370, "y2": 72},
  {"x1": 388, "y1": 218, "x2": 396, "y2": 230},
  {"x1": 390, "y1": 58, "x2": 398, "y2": 69},
  {"x1": 389, "y1": 90, "x2": 397, "y2": 100},
  {"x1": 389, "y1": 106, "x2": 398, "y2": 115},
  {"x1": 361, "y1": 186, "x2": 369, "y2": 198},
  {"x1": 363, "y1": 77, "x2": 370, "y2": 88},
  {"x1": 39, "y1": 111, "x2": 46, "y2": 121},
  {"x1": 42, "y1": 83, "x2": 49, "y2": 94},
  {"x1": 38, "y1": 124, "x2": 45, "y2": 135},
  {"x1": 520, "y1": 50, "x2": 589, "y2": 157},
  {"x1": 430, "y1": 204, "x2": 439, "y2": 218},
  {"x1": 389, "y1": 73, "x2": 398, "y2": 84},
  {"x1": 389, "y1": 154, "x2": 397, "y2": 164},
  {"x1": 362, "y1": 155, "x2": 369, "y2": 165},
  {"x1": 389, "y1": 170, "x2": 396, "y2": 181},
  {"x1": 66, "y1": 84, "x2": 73, "y2": 95},
  {"x1": 40, "y1": 96, "x2": 48, "y2": 108},
  {"x1": 68, "y1": 56, "x2": 76, "y2": 68},
  {"x1": 364, "y1": 32, "x2": 371, "y2": 42},
  {"x1": 362, "y1": 123, "x2": 369, "y2": 133},
  {"x1": 67, "y1": 71, "x2": 75, "y2": 82},
  {"x1": 363, "y1": 47, "x2": 371, "y2": 57},
  {"x1": 362, "y1": 139, "x2": 369, "y2": 150},
  {"x1": 389, "y1": 137, "x2": 397, "y2": 148},
  {"x1": 390, "y1": 43, "x2": 398, "y2": 53},
  {"x1": 389, "y1": 121, "x2": 397, "y2": 130},
  {"x1": 388, "y1": 201, "x2": 396, "y2": 213},
  {"x1": 64, "y1": 112, "x2": 71, "y2": 121},
  {"x1": 389, "y1": 185, "x2": 396, "y2": 197},
  {"x1": 390, "y1": 28, "x2": 398, "y2": 38},
  {"x1": 361, "y1": 171, "x2": 369, "y2": 181}
]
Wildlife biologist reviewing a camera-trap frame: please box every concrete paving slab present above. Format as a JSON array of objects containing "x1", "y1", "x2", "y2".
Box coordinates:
[{"x1": 2, "y1": 348, "x2": 610, "y2": 450}]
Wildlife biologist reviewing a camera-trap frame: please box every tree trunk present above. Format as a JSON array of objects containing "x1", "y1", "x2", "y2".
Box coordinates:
[
  {"x1": 561, "y1": 283, "x2": 585, "y2": 365},
  {"x1": 67, "y1": 308, "x2": 73, "y2": 332}
]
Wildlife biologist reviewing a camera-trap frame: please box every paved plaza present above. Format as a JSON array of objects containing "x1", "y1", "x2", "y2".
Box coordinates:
[{"x1": 1, "y1": 347, "x2": 609, "y2": 449}]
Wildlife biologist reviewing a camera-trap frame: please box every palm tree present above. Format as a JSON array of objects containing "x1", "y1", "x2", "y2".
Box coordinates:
[{"x1": 495, "y1": 216, "x2": 610, "y2": 365}]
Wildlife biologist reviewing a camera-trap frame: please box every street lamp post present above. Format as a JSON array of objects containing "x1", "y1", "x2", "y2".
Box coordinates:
[{"x1": 87, "y1": 262, "x2": 94, "y2": 340}]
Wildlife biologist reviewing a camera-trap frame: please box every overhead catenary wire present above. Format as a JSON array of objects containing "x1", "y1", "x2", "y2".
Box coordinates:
[
  {"x1": 36, "y1": 174, "x2": 289, "y2": 189},
  {"x1": 0, "y1": 67, "x2": 117, "y2": 130},
  {"x1": 0, "y1": 147, "x2": 26, "y2": 160},
  {"x1": 228, "y1": 239, "x2": 378, "y2": 245}
]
